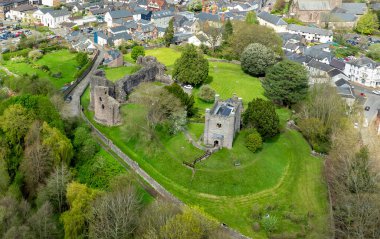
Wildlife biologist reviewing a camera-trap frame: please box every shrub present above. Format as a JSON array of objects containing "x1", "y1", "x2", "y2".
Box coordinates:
[
  {"x1": 245, "y1": 130, "x2": 263, "y2": 153},
  {"x1": 131, "y1": 46, "x2": 145, "y2": 61},
  {"x1": 28, "y1": 49, "x2": 43, "y2": 61},
  {"x1": 2, "y1": 48, "x2": 32, "y2": 61},
  {"x1": 261, "y1": 215, "x2": 278, "y2": 233},
  {"x1": 39, "y1": 65, "x2": 50, "y2": 72},
  {"x1": 240, "y1": 43, "x2": 277, "y2": 76},
  {"x1": 76, "y1": 52, "x2": 88, "y2": 67},
  {"x1": 198, "y1": 85, "x2": 215, "y2": 103}
]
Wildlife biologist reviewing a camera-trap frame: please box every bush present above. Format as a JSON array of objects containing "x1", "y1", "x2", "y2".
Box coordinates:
[
  {"x1": 245, "y1": 130, "x2": 263, "y2": 153},
  {"x1": 74, "y1": 59, "x2": 92, "y2": 78},
  {"x1": 28, "y1": 49, "x2": 43, "y2": 61},
  {"x1": 75, "y1": 52, "x2": 88, "y2": 67},
  {"x1": 198, "y1": 85, "x2": 215, "y2": 103},
  {"x1": 241, "y1": 43, "x2": 277, "y2": 76},
  {"x1": 39, "y1": 65, "x2": 50, "y2": 72},
  {"x1": 2, "y1": 48, "x2": 32, "y2": 61},
  {"x1": 261, "y1": 215, "x2": 278, "y2": 233},
  {"x1": 131, "y1": 46, "x2": 145, "y2": 61}
]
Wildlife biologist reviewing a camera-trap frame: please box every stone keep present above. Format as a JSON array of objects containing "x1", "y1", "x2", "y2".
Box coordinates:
[
  {"x1": 93, "y1": 86, "x2": 121, "y2": 126},
  {"x1": 203, "y1": 94, "x2": 243, "y2": 149}
]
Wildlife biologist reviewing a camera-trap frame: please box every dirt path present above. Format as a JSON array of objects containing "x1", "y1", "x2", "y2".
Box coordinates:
[{"x1": 0, "y1": 65, "x2": 19, "y2": 77}]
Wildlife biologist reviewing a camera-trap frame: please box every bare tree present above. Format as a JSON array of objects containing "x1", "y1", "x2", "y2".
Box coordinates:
[
  {"x1": 28, "y1": 202, "x2": 60, "y2": 239},
  {"x1": 200, "y1": 22, "x2": 223, "y2": 51}
]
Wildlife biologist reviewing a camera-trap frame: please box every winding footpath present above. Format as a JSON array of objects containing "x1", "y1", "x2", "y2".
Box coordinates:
[{"x1": 64, "y1": 50, "x2": 251, "y2": 239}]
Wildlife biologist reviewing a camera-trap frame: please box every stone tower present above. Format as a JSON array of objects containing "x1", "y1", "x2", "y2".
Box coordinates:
[
  {"x1": 93, "y1": 86, "x2": 121, "y2": 126},
  {"x1": 203, "y1": 94, "x2": 243, "y2": 149}
]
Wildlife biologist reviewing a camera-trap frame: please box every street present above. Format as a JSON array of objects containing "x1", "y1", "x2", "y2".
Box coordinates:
[{"x1": 352, "y1": 84, "x2": 380, "y2": 123}]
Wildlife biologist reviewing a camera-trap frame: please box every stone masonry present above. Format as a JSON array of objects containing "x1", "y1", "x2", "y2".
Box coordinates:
[
  {"x1": 203, "y1": 94, "x2": 243, "y2": 149},
  {"x1": 90, "y1": 55, "x2": 172, "y2": 126}
]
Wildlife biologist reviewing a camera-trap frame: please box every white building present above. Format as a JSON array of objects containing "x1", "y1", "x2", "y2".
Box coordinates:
[
  {"x1": 286, "y1": 24, "x2": 333, "y2": 43},
  {"x1": 344, "y1": 57, "x2": 380, "y2": 88},
  {"x1": 104, "y1": 10, "x2": 133, "y2": 27},
  {"x1": 257, "y1": 11, "x2": 288, "y2": 33},
  {"x1": 6, "y1": 4, "x2": 37, "y2": 21},
  {"x1": 42, "y1": 10, "x2": 70, "y2": 28},
  {"x1": 33, "y1": 8, "x2": 52, "y2": 23},
  {"x1": 41, "y1": 0, "x2": 60, "y2": 7}
]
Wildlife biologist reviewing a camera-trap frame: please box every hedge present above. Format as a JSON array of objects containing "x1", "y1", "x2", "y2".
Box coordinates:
[
  {"x1": 2, "y1": 48, "x2": 32, "y2": 61},
  {"x1": 74, "y1": 59, "x2": 92, "y2": 79}
]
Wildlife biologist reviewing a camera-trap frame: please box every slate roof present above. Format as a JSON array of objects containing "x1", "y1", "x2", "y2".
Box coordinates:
[
  {"x1": 173, "y1": 32, "x2": 193, "y2": 42},
  {"x1": 196, "y1": 12, "x2": 220, "y2": 22},
  {"x1": 111, "y1": 32, "x2": 132, "y2": 41},
  {"x1": 297, "y1": 0, "x2": 331, "y2": 11},
  {"x1": 90, "y1": 8, "x2": 109, "y2": 15},
  {"x1": 307, "y1": 59, "x2": 334, "y2": 72},
  {"x1": 109, "y1": 10, "x2": 132, "y2": 19},
  {"x1": 152, "y1": 9, "x2": 173, "y2": 19},
  {"x1": 133, "y1": 7, "x2": 149, "y2": 15},
  {"x1": 335, "y1": 78, "x2": 354, "y2": 98},
  {"x1": 109, "y1": 25, "x2": 128, "y2": 33},
  {"x1": 35, "y1": 7, "x2": 53, "y2": 14},
  {"x1": 106, "y1": 50, "x2": 121, "y2": 60},
  {"x1": 371, "y1": 3, "x2": 380, "y2": 11},
  {"x1": 330, "y1": 13, "x2": 357, "y2": 22},
  {"x1": 341, "y1": 3, "x2": 367, "y2": 15},
  {"x1": 215, "y1": 103, "x2": 234, "y2": 116},
  {"x1": 328, "y1": 68, "x2": 345, "y2": 77},
  {"x1": 257, "y1": 11, "x2": 287, "y2": 26},
  {"x1": 330, "y1": 58, "x2": 345, "y2": 70},
  {"x1": 283, "y1": 42, "x2": 301, "y2": 51},
  {"x1": 347, "y1": 56, "x2": 380, "y2": 69},
  {"x1": 123, "y1": 20, "x2": 138, "y2": 29},
  {"x1": 285, "y1": 52, "x2": 312, "y2": 64},
  {"x1": 12, "y1": 4, "x2": 37, "y2": 12},
  {"x1": 304, "y1": 47, "x2": 332, "y2": 61},
  {"x1": 278, "y1": 32, "x2": 303, "y2": 42},
  {"x1": 47, "y1": 10, "x2": 70, "y2": 18},
  {"x1": 287, "y1": 24, "x2": 333, "y2": 36}
]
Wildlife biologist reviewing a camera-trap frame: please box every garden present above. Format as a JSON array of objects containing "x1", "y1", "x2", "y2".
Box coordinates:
[
  {"x1": 81, "y1": 47, "x2": 329, "y2": 238},
  {"x1": 1, "y1": 49, "x2": 83, "y2": 89}
]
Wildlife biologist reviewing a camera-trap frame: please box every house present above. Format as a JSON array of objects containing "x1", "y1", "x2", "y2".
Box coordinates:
[
  {"x1": 282, "y1": 40, "x2": 304, "y2": 53},
  {"x1": 132, "y1": 6, "x2": 150, "y2": 21},
  {"x1": 96, "y1": 31, "x2": 109, "y2": 46},
  {"x1": 340, "y1": 3, "x2": 367, "y2": 16},
  {"x1": 42, "y1": 9, "x2": 70, "y2": 28},
  {"x1": 32, "y1": 7, "x2": 52, "y2": 23},
  {"x1": 325, "y1": 12, "x2": 357, "y2": 29},
  {"x1": 257, "y1": 11, "x2": 288, "y2": 32},
  {"x1": 334, "y1": 78, "x2": 355, "y2": 105},
  {"x1": 103, "y1": 50, "x2": 123, "y2": 67},
  {"x1": 41, "y1": 0, "x2": 60, "y2": 7},
  {"x1": 344, "y1": 57, "x2": 380, "y2": 88},
  {"x1": 72, "y1": 38, "x2": 96, "y2": 53},
  {"x1": 287, "y1": 24, "x2": 333, "y2": 43},
  {"x1": 226, "y1": 2, "x2": 258, "y2": 12},
  {"x1": 303, "y1": 46, "x2": 333, "y2": 64},
  {"x1": 188, "y1": 32, "x2": 212, "y2": 47},
  {"x1": 307, "y1": 59, "x2": 334, "y2": 84},
  {"x1": 111, "y1": 32, "x2": 133, "y2": 46},
  {"x1": 0, "y1": 0, "x2": 28, "y2": 19},
  {"x1": 104, "y1": 10, "x2": 133, "y2": 27},
  {"x1": 203, "y1": 94, "x2": 243, "y2": 149},
  {"x1": 5, "y1": 4, "x2": 37, "y2": 21},
  {"x1": 290, "y1": 0, "x2": 341, "y2": 24},
  {"x1": 151, "y1": 9, "x2": 173, "y2": 28},
  {"x1": 173, "y1": 32, "x2": 193, "y2": 44},
  {"x1": 147, "y1": 0, "x2": 165, "y2": 11}
]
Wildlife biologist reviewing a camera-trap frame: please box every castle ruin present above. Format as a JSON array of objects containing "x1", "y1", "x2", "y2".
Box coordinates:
[
  {"x1": 89, "y1": 55, "x2": 172, "y2": 126},
  {"x1": 203, "y1": 94, "x2": 243, "y2": 149}
]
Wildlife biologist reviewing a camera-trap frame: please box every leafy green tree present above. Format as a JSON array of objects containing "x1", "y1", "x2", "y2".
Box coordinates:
[
  {"x1": 41, "y1": 122, "x2": 73, "y2": 165},
  {"x1": 222, "y1": 19, "x2": 233, "y2": 42},
  {"x1": 75, "y1": 52, "x2": 88, "y2": 67},
  {"x1": 241, "y1": 43, "x2": 277, "y2": 76},
  {"x1": 245, "y1": 11, "x2": 258, "y2": 24},
  {"x1": 60, "y1": 182, "x2": 99, "y2": 239},
  {"x1": 0, "y1": 104, "x2": 33, "y2": 145},
  {"x1": 245, "y1": 130, "x2": 263, "y2": 153},
  {"x1": 243, "y1": 98, "x2": 280, "y2": 139},
  {"x1": 198, "y1": 85, "x2": 216, "y2": 103},
  {"x1": 228, "y1": 22, "x2": 283, "y2": 59},
  {"x1": 164, "y1": 18, "x2": 174, "y2": 47},
  {"x1": 187, "y1": 0, "x2": 202, "y2": 12},
  {"x1": 173, "y1": 44, "x2": 209, "y2": 85},
  {"x1": 165, "y1": 83, "x2": 195, "y2": 116},
  {"x1": 263, "y1": 60, "x2": 308, "y2": 106},
  {"x1": 298, "y1": 117, "x2": 330, "y2": 153},
  {"x1": 131, "y1": 46, "x2": 145, "y2": 61},
  {"x1": 356, "y1": 12, "x2": 379, "y2": 35}
]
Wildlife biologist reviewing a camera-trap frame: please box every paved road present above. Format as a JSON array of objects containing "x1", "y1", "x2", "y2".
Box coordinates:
[
  {"x1": 61, "y1": 50, "x2": 103, "y2": 118},
  {"x1": 352, "y1": 84, "x2": 380, "y2": 123}
]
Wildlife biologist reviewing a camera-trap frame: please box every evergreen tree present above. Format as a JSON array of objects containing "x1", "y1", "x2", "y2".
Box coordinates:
[
  {"x1": 164, "y1": 18, "x2": 175, "y2": 47},
  {"x1": 222, "y1": 19, "x2": 233, "y2": 42},
  {"x1": 245, "y1": 11, "x2": 258, "y2": 24}
]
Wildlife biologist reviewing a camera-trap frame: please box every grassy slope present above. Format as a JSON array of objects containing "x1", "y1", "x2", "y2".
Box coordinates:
[
  {"x1": 4, "y1": 49, "x2": 79, "y2": 89},
  {"x1": 82, "y1": 48, "x2": 329, "y2": 237},
  {"x1": 104, "y1": 65, "x2": 141, "y2": 82}
]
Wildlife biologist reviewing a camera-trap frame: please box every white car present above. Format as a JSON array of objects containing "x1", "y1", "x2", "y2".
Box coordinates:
[
  {"x1": 372, "y1": 90, "x2": 380, "y2": 95},
  {"x1": 183, "y1": 85, "x2": 193, "y2": 90}
]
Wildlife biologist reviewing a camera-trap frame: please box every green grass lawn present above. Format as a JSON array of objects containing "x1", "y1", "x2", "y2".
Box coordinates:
[
  {"x1": 3, "y1": 49, "x2": 80, "y2": 89},
  {"x1": 104, "y1": 65, "x2": 141, "y2": 82}
]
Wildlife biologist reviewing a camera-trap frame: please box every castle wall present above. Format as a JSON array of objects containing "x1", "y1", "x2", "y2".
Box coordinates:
[{"x1": 93, "y1": 86, "x2": 121, "y2": 126}]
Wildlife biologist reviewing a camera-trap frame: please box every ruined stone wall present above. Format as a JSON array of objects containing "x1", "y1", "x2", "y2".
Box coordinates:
[{"x1": 90, "y1": 56, "x2": 172, "y2": 126}]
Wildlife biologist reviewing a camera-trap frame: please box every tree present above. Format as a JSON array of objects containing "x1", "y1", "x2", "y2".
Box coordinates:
[
  {"x1": 273, "y1": 0, "x2": 286, "y2": 12},
  {"x1": 198, "y1": 85, "x2": 215, "y2": 103},
  {"x1": 60, "y1": 182, "x2": 99, "y2": 239},
  {"x1": 242, "y1": 98, "x2": 280, "y2": 139},
  {"x1": 245, "y1": 130, "x2": 263, "y2": 153},
  {"x1": 164, "y1": 18, "x2": 174, "y2": 47},
  {"x1": 0, "y1": 104, "x2": 33, "y2": 145},
  {"x1": 366, "y1": 43, "x2": 380, "y2": 61},
  {"x1": 222, "y1": 19, "x2": 233, "y2": 42},
  {"x1": 228, "y1": 22, "x2": 283, "y2": 59},
  {"x1": 131, "y1": 46, "x2": 145, "y2": 61},
  {"x1": 37, "y1": 164, "x2": 71, "y2": 213},
  {"x1": 172, "y1": 44, "x2": 208, "y2": 85},
  {"x1": 28, "y1": 50, "x2": 43, "y2": 61},
  {"x1": 263, "y1": 60, "x2": 308, "y2": 106},
  {"x1": 298, "y1": 118, "x2": 330, "y2": 153},
  {"x1": 165, "y1": 83, "x2": 195, "y2": 116},
  {"x1": 245, "y1": 11, "x2": 258, "y2": 24},
  {"x1": 89, "y1": 185, "x2": 141, "y2": 239},
  {"x1": 75, "y1": 52, "x2": 88, "y2": 67},
  {"x1": 28, "y1": 202, "x2": 60, "y2": 239},
  {"x1": 240, "y1": 43, "x2": 277, "y2": 76},
  {"x1": 41, "y1": 122, "x2": 73, "y2": 165},
  {"x1": 200, "y1": 22, "x2": 223, "y2": 51},
  {"x1": 187, "y1": 0, "x2": 202, "y2": 12},
  {"x1": 356, "y1": 12, "x2": 379, "y2": 35}
]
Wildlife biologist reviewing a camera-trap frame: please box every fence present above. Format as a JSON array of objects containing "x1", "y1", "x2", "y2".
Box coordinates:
[{"x1": 63, "y1": 50, "x2": 99, "y2": 99}]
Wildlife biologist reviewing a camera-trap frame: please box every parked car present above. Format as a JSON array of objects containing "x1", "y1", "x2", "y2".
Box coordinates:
[
  {"x1": 183, "y1": 85, "x2": 193, "y2": 90},
  {"x1": 364, "y1": 106, "x2": 370, "y2": 111},
  {"x1": 372, "y1": 90, "x2": 380, "y2": 95}
]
